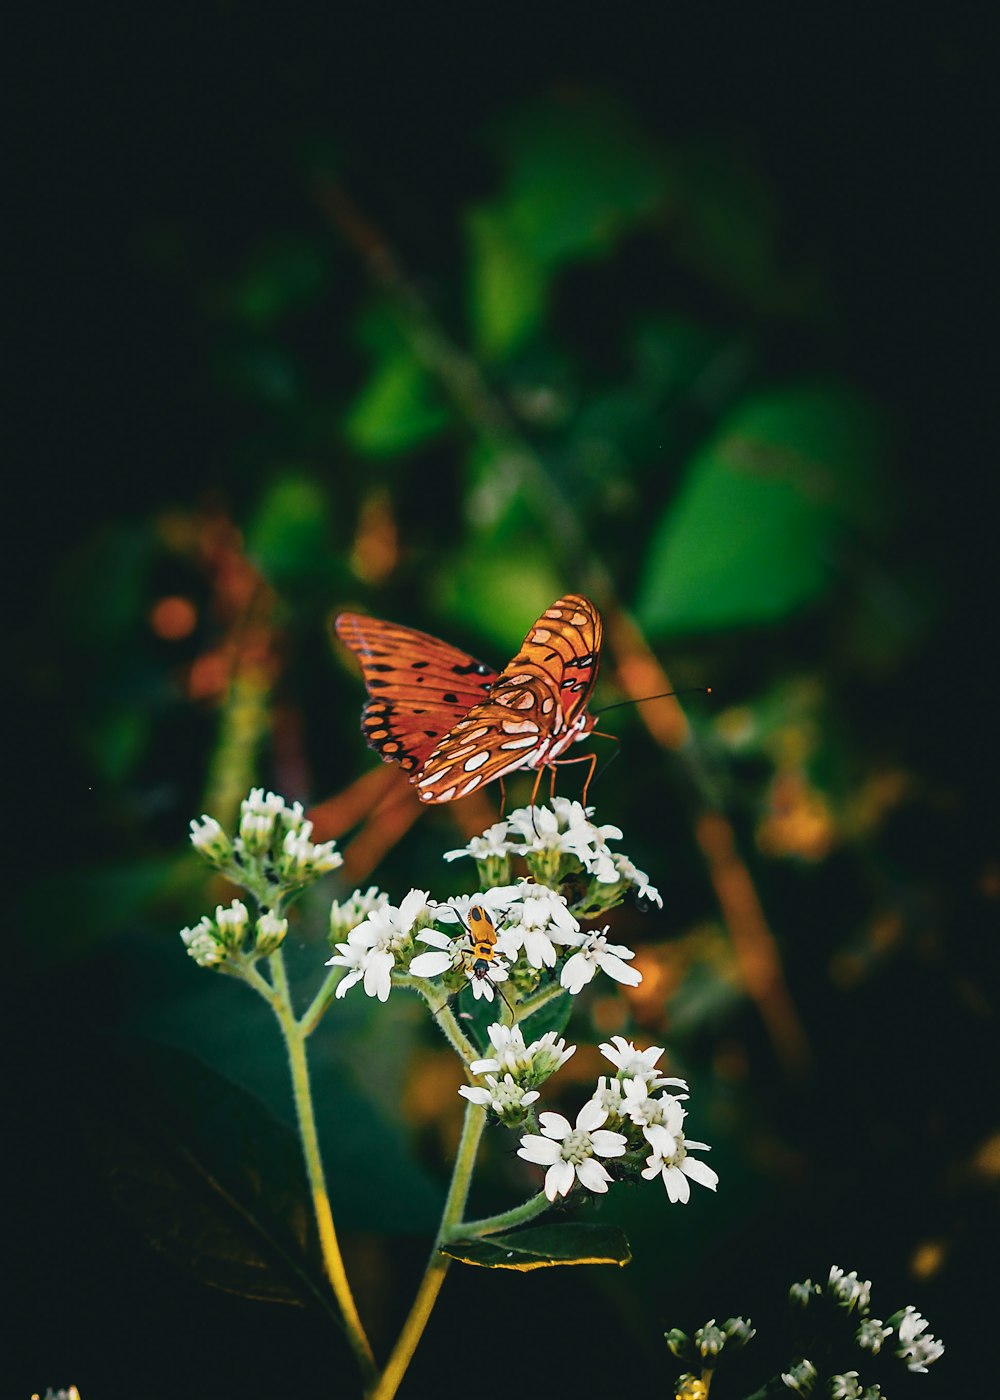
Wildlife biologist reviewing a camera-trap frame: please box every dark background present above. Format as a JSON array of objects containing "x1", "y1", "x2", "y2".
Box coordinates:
[{"x1": 9, "y1": 8, "x2": 995, "y2": 1398}]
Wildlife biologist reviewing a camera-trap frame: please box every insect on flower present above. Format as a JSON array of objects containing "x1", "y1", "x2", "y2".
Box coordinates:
[
  {"x1": 451, "y1": 903, "x2": 515, "y2": 1021},
  {"x1": 334, "y1": 594, "x2": 605, "y2": 806}
]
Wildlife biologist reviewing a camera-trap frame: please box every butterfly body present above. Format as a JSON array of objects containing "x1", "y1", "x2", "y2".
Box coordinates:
[{"x1": 335, "y1": 594, "x2": 602, "y2": 803}]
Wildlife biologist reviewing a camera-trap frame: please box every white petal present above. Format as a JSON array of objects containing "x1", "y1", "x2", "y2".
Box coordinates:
[
  {"x1": 363, "y1": 950, "x2": 394, "y2": 1001},
  {"x1": 517, "y1": 1135, "x2": 562, "y2": 1166},
  {"x1": 408, "y1": 951, "x2": 452, "y2": 977},
  {"x1": 589, "y1": 1129, "x2": 628, "y2": 1158},
  {"x1": 662, "y1": 1164, "x2": 691, "y2": 1203},
  {"x1": 681, "y1": 1157, "x2": 719, "y2": 1192},
  {"x1": 560, "y1": 952, "x2": 595, "y2": 994},
  {"x1": 545, "y1": 1160, "x2": 576, "y2": 1200},
  {"x1": 521, "y1": 1090, "x2": 540, "y2": 1105},
  {"x1": 576, "y1": 1099, "x2": 609, "y2": 1133},
  {"x1": 598, "y1": 953, "x2": 643, "y2": 986},
  {"x1": 469, "y1": 1057, "x2": 500, "y2": 1075},
  {"x1": 458, "y1": 1086, "x2": 491, "y2": 1105},
  {"x1": 397, "y1": 888, "x2": 430, "y2": 928},
  {"x1": 538, "y1": 1111, "x2": 572, "y2": 1139},
  {"x1": 470, "y1": 978, "x2": 494, "y2": 1000},
  {"x1": 575, "y1": 1157, "x2": 612, "y2": 1194},
  {"x1": 416, "y1": 929, "x2": 453, "y2": 949}
]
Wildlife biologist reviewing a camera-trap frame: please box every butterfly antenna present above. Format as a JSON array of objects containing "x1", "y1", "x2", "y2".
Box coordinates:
[{"x1": 594, "y1": 686, "x2": 711, "y2": 716}]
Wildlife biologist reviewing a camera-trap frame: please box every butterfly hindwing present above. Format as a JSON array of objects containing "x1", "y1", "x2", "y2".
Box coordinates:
[{"x1": 334, "y1": 614, "x2": 498, "y2": 773}]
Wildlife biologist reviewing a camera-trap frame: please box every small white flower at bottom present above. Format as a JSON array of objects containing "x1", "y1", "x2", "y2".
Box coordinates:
[
  {"x1": 517, "y1": 1100, "x2": 628, "y2": 1200},
  {"x1": 560, "y1": 928, "x2": 641, "y2": 994}
]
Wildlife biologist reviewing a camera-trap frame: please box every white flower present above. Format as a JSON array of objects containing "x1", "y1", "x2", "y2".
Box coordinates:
[
  {"x1": 430, "y1": 887, "x2": 516, "y2": 932},
  {"x1": 621, "y1": 1081, "x2": 692, "y2": 1156},
  {"x1": 508, "y1": 798, "x2": 623, "y2": 882},
  {"x1": 641, "y1": 1121, "x2": 718, "y2": 1203},
  {"x1": 518, "y1": 1101, "x2": 628, "y2": 1200},
  {"x1": 443, "y1": 820, "x2": 514, "y2": 862},
  {"x1": 828, "y1": 1266, "x2": 872, "y2": 1314},
  {"x1": 459, "y1": 1072, "x2": 540, "y2": 1122},
  {"x1": 599, "y1": 1035, "x2": 687, "y2": 1094},
  {"x1": 327, "y1": 938, "x2": 368, "y2": 998},
  {"x1": 325, "y1": 888, "x2": 429, "y2": 1002},
  {"x1": 588, "y1": 1074, "x2": 628, "y2": 1124},
  {"x1": 470, "y1": 1023, "x2": 576, "y2": 1084},
  {"x1": 502, "y1": 881, "x2": 581, "y2": 968},
  {"x1": 892, "y1": 1307, "x2": 944, "y2": 1372},
  {"x1": 278, "y1": 823, "x2": 343, "y2": 881},
  {"x1": 560, "y1": 927, "x2": 641, "y2": 994},
  {"x1": 613, "y1": 852, "x2": 663, "y2": 907}
]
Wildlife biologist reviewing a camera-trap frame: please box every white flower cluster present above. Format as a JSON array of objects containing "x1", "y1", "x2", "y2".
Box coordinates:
[
  {"x1": 189, "y1": 790, "x2": 343, "y2": 893},
  {"x1": 180, "y1": 899, "x2": 288, "y2": 968},
  {"x1": 327, "y1": 878, "x2": 642, "y2": 1006},
  {"x1": 457, "y1": 1023, "x2": 576, "y2": 1126},
  {"x1": 516, "y1": 1035, "x2": 718, "y2": 1203},
  {"x1": 791, "y1": 1270, "x2": 944, "y2": 1380},
  {"x1": 444, "y1": 798, "x2": 662, "y2": 910},
  {"x1": 327, "y1": 889, "x2": 432, "y2": 1003}
]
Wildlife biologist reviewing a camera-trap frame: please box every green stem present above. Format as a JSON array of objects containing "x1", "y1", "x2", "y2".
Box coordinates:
[
  {"x1": 445, "y1": 1189, "x2": 551, "y2": 1241},
  {"x1": 369, "y1": 1101, "x2": 487, "y2": 1400},
  {"x1": 269, "y1": 950, "x2": 376, "y2": 1383},
  {"x1": 395, "y1": 975, "x2": 479, "y2": 1062},
  {"x1": 298, "y1": 964, "x2": 343, "y2": 1038}
]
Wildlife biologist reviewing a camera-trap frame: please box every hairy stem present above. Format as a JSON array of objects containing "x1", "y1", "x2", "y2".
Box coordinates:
[
  {"x1": 269, "y1": 951, "x2": 376, "y2": 1382},
  {"x1": 446, "y1": 1189, "x2": 551, "y2": 1240}
]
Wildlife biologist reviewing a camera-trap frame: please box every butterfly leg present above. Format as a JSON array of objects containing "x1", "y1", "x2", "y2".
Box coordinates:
[
  {"x1": 528, "y1": 766, "x2": 545, "y2": 836},
  {"x1": 498, "y1": 775, "x2": 507, "y2": 820}
]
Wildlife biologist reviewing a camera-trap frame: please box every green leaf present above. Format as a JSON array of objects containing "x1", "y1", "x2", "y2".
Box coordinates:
[
  {"x1": 431, "y1": 542, "x2": 566, "y2": 654},
  {"x1": 247, "y1": 475, "x2": 332, "y2": 585},
  {"x1": 518, "y1": 989, "x2": 572, "y2": 1044},
  {"x1": 81, "y1": 1040, "x2": 337, "y2": 1316},
  {"x1": 441, "y1": 1222, "x2": 631, "y2": 1270},
  {"x1": 466, "y1": 205, "x2": 548, "y2": 359},
  {"x1": 635, "y1": 383, "x2": 887, "y2": 635},
  {"x1": 494, "y1": 98, "x2": 663, "y2": 266},
  {"x1": 344, "y1": 307, "x2": 451, "y2": 456}
]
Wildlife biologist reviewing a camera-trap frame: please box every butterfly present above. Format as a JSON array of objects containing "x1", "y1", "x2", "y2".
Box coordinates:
[{"x1": 334, "y1": 594, "x2": 603, "y2": 804}]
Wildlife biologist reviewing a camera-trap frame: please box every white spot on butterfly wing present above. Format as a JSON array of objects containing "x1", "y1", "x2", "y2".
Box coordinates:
[
  {"x1": 500, "y1": 736, "x2": 538, "y2": 751},
  {"x1": 463, "y1": 751, "x2": 490, "y2": 771}
]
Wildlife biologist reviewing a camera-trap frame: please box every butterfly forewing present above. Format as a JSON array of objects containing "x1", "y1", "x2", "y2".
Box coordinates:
[
  {"x1": 413, "y1": 594, "x2": 603, "y2": 803},
  {"x1": 334, "y1": 614, "x2": 497, "y2": 774}
]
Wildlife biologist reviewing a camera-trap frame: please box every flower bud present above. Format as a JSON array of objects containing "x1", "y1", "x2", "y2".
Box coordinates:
[
  {"x1": 722, "y1": 1316, "x2": 755, "y2": 1349},
  {"x1": 780, "y1": 1357, "x2": 817, "y2": 1395},
  {"x1": 789, "y1": 1279, "x2": 817, "y2": 1310},
  {"x1": 180, "y1": 916, "x2": 224, "y2": 968},
  {"x1": 215, "y1": 899, "x2": 249, "y2": 952},
  {"x1": 827, "y1": 1266, "x2": 871, "y2": 1315},
  {"x1": 673, "y1": 1374, "x2": 708, "y2": 1400},
  {"x1": 829, "y1": 1373, "x2": 862, "y2": 1400},
  {"x1": 254, "y1": 911, "x2": 288, "y2": 958},
  {"x1": 663, "y1": 1328, "x2": 691, "y2": 1360},
  {"x1": 856, "y1": 1317, "x2": 891, "y2": 1355},
  {"x1": 189, "y1": 815, "x2": 232, "y2": 866},
  {"x1": 695, "y1": 1320, "x2": 726, "y2": 1358}
]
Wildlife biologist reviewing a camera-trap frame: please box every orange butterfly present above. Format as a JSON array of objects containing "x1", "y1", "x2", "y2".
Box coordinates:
[{"x1": 335, "y1": 594, "x2": 603, "y2": 804}]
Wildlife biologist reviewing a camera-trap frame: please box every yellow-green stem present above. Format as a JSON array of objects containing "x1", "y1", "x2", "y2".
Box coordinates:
[
  {"x1": 269, "y1": 952, "x2": 377, "y2": 1382},
  {"x1": 369, "y1": 1100, "x2": 487, "y2": 1400}
]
